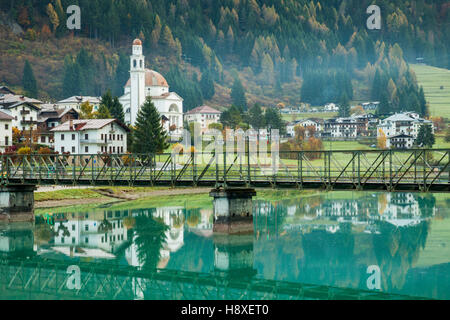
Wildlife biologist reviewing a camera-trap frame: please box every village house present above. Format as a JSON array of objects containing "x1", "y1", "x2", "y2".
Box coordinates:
[
  {"x1": 323, "y1": 117, "x2": 360, "y2": 139},
  {"x1": 377, "y1": 112, "x2": 433, "y2": 148},
  {"x1": 184, "y1": 105, "x2": 222, "y2": 134},
  {"x1": 0, "y1": 100, "x2": 41, "y2": 131},
  {"x1": 0, "y1": 110, "x2": 14, "y2": 152},
  {"x1": 286, "y1": 118, "x2": 324, "y2": 137},
  {"x1": 324, "y1": 103, "x2": 339, "y2": 112},
  {"x1": 36, "y1": 105, "x2": 79, "y2": 147},
  {"x1": 51, "y1": 119, "x2": 128, "y2": 155},
  {"x1": 56, "y1": 96, "x2": 101, "y2": 112},
  {"x1": 361, "y1": 102, "x2": 380, "y2": 111},
  {"x1": 386, "y1": 133, "x2": 415, "y2": 149}
]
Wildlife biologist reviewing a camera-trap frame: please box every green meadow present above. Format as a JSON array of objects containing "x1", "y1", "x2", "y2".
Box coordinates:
[{"x1": 411, "y1": 64, "x2": 450, "y2": 119}]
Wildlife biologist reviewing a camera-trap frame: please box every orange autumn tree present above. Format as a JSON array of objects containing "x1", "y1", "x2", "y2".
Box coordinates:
[{"x1": 377, "y1": 129, "x2": 387, "y2": 149}]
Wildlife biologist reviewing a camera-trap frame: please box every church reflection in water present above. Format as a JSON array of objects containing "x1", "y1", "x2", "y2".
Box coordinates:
[{"x1": 1, "y1": 191, "x2": 449, "y2": 299}]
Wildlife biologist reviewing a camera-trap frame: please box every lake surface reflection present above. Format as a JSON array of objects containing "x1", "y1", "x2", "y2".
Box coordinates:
[{"x1": 1, "y1": 191, "x2": 449, "y2": 300}]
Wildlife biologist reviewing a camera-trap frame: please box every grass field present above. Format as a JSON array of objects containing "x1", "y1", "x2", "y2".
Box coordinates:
[{"x1": 411, "y1": 64, "x2": 450, "y2": 119}]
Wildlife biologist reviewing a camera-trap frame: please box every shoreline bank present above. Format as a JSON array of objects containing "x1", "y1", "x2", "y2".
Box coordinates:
[{"x1": 35, "y1": 187, "x2": 211, "y2": 209}]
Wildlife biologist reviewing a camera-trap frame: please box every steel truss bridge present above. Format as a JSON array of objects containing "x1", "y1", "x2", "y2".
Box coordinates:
[
  {"x1": 0, "y1": 256, "x2": 429, "y2": 300},
  {"x1": 1, "y1": 149, "x2": 449, "y2": 191}
]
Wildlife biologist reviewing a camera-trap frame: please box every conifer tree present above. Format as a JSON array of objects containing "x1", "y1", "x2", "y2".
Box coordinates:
[
  {"x1": 248, "y1": 103, "x2": 266, "y2": 129},
  {"x1": 338, "y1": 93, "x2": 350, "y2": 117},
  {"x1": 110, "y1": 97, "x2": 125, "y2": 123},
  {"x1": 416, "y1": 124, "x2": 435, "y2": 148},
  {"x1": 231, "y1": 78, "x2": 247, "y2": 111},
  {"x1": 132, "y1": 97, "x2": 168, "y2": 154},
  {"x1": 200, "y1": 71, "x2": 215, "y2": 100},
  {"x1": 22, "y1": 60, "x2": 38, "y2": 98}
]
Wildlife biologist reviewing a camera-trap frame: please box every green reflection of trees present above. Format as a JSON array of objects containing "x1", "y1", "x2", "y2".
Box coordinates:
[
  {"x1": 133, "y1": 215, "x2": 168, "y2": 271},
  {"x1": 373, "y1": 220, "x2": 431, "y2": 291}
]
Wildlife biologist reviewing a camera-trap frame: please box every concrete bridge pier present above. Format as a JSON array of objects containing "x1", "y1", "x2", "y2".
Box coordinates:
[
  {"x1": 210, "y1": 187, "x2": 256, "y2": 234},
  {"x1": 0, "y1": 184, "x2": 36, "y2": 223}
]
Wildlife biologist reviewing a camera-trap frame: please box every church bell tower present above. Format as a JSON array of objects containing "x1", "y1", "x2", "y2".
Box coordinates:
[{"x1": 130, "y1": 39, "x2": 145, "y2": 126}]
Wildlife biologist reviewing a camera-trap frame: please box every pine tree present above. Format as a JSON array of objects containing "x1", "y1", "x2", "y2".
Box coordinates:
[
  {"x1": 22, "y1": 60, "x2": 38, "y2": 98},
  {"x1": 230, "y1": 78, "x2": 247, "y2": 111},
  {"x1": 338, "y1": 93, "x2": 350, "y2": 117},
  {"x1": 265, "y1": 107, "x2": 286, "y2": 135},
  {"x1": 110, "y1": 97, "x2": 125, "y2": 123},
  {"x1": 200, "y1": 71, "x2": 215, "y2": 100},
  {"x1": 416, "y1": 124, "x2": 435, "y2": 148},
  {"x1": 132, "y1": 97, "x2": 168, "y2": 154},
  {"x1": 248, "y1": 103, "x2": 265, "y2": 129},
  {"x1": 114, "y1": 53, "x2": 129, "y2": 96}
]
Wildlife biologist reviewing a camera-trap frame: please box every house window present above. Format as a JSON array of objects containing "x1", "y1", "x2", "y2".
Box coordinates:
[
  {"x1": 72, "y1": 146, "x2": 75, "y2": 153},
  {"x1": 72, "y1": 134, "x2": 75, "y2": 140},
  {"x1": 41, "y1": 136, "x2": 45, "y2": 143},
  {"x1": 101, "y1": 134, "x2": 103, "y2": 140},
  {"x1": 61, "y1": 146, "x2": 65, "y2": 153},
  {"x1": 85, "y1": 225, "x2": 88, "y2": 231},
  {"x1": 72, "y1": 225, "x2": 75, "y2": 231},
  {"x1": 5, "y1": 136, "x2": 8, "y2": 146},
  {"x1": 85, "y1": 146, "x2": 89, "y2": 153},
  {"x1": 85, "y1": 237, "x2": 89, "y2": 243},
  {"x1": 61, "y1": 134, "x2": 65, "y2": 141},
  {"x1": 5, "y1": 124, "x2": 8, "y2": 130},
  {"x1": 72, "y1": 237, "x2": 75, "y2": 244},
  {"x1": 85, "y1": 134, "x2": 88, "y2": 140}
]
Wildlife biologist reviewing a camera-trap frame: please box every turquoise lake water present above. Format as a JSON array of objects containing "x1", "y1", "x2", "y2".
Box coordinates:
[{"x1": 1, "y1": 191, "x2": 449, "y2": 300}]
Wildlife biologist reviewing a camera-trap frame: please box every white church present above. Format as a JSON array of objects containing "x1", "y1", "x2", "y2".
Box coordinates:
[{"x1": 119, "y1": 39, "x2": 184, "y2": 138}]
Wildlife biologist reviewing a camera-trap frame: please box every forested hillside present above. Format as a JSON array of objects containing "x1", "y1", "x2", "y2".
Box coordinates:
[{"x1": 0, "y1": 0, "x2": 448, "y2": 115}]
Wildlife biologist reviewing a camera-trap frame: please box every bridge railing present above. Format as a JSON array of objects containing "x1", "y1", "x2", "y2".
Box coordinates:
[{"x1": 0, "y1": 149, "x2": 448, "y2": 191}]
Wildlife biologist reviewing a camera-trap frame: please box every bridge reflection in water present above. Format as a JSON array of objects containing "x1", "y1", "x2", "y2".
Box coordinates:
[{"x1": 1, "y1": 192, "x2": 449, "y2": 300}]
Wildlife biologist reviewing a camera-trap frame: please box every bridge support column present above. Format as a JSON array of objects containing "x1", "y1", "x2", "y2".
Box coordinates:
[
  {"x1": 210, "y1": 187, "x2": 256, "y2": 234},
  {"x1": 0, "y1": 184, "x2": 36, "y2": 223}
]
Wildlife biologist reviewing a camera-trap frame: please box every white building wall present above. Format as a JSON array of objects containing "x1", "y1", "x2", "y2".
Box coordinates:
[
  {"x1": 53, "y1": 123, "x2": 127, "y2": 155},
  {"x1": 0, "y1": 119, "x2": 12, "y2": 151}
]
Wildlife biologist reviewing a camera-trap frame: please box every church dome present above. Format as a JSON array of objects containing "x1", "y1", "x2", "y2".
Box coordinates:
[
  {"x1": 133, "y1": 38, "x2": 142, "y2": 46},
  {"x1": 125, "y1": 69, "x2": 169, "y2": 88}
]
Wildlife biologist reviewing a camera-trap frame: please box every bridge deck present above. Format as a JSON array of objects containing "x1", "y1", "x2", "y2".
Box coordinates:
[{"x1": 1, "y1": 149, "x2": 449, "y2": 192}]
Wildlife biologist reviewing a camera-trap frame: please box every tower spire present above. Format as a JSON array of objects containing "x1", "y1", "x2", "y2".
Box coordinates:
[{"x1": 130, "y1": 39, "x2": 145, "y2": 125}]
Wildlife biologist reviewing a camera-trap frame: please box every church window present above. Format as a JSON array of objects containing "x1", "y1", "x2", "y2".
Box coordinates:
[
  {"x1": 133, "y1": 60, "x2": 137, "y2": 68},
  {"x1": 169, "y1": 104, "x2": 178, "y2": 113}
]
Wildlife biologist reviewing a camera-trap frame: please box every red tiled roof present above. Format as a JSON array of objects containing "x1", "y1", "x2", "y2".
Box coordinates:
[
  {"x1": 0, "y1": 110, "x2": 14, "y2": 120},
  {"x1": 186, "y1": 105, "x2": 221, "y2": 115}
]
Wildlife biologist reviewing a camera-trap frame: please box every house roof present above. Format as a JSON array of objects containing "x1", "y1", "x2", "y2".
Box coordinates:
[
  {"x1": 1, "y1": 100, "x2": 41, "y2": 111},
  {"x1": 384, "y1": 114, "x2": 415, "y2": 122},
  {"x1": 0, "y1": 110, "x2": 14, "y2": 120},
  {"x1": 388, "y1": 134, "x2": 414, "y2": 139},
  {"x1": 186, "y1": 105, "x2": 221, "y2": 115},
  {"x1": 0, "y1": 94, "x2": 42, "y2": 105},
  {"x1": 57, "y1": 96, "x2": 101, "y2": 104},
  {"x1": 51, "y1": 119, "x2": 129, "y2": 132},
  {"x1": 0, "y1": 86, "x2": 16, "y2": 95}
]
